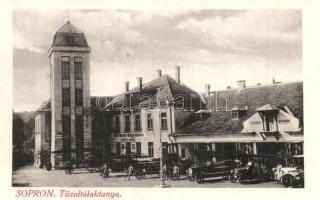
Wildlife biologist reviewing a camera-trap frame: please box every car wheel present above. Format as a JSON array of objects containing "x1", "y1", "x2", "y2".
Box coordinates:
[{"x1": 281, "y1": 175, "x2": 293, "y2": 187}]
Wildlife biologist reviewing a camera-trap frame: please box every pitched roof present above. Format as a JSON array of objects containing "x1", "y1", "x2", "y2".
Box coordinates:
[
  {"x1": 51, "y1": 21, "x2": 89, "y2": 48},
  {"x1": 176, "y1": 81, "x2": 303, "y2": 135},
  {"x1": 255, "y1": 104, "x2": 279, "y2": 112},
  {"x1": 33, "y1": 99, "x2": 51, "y2": 116},
  {"x1": 106, "y1": 74, "x2": 203, "y2": 110}
]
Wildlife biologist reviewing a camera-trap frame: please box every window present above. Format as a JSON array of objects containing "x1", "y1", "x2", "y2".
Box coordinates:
[
  {"x1": 161, "y1": 112, "x2": 168, "y2": 130},
  {"x1": 61, "y1": 57, "x2": 70, "y2": 80},
  {"x1": 74, "y1": 57, "x2": 82, "y2": 80},
  {"x1": 124, "y1": 115, "x2": 130, "y2": 132},
  {"x1": 148, "y1": 142, "x2": 154, "y2": 157},
  {"x1": 62, "y1": 88, "x2": 70, "y2": 106},
  {"x1": 112, "y1": 116, "x2": 120, "y2": 133},
  {"x1": 135, "y1": 114, "x2": 141, "y2": 131},
  {"x1": 147, "y1": 113, "x2": 153, "y2": 130},
  {"x1": 45, "y1": 114, "x2": 51, "y2": 141},
  {"x1": 75, "y1": 115, "x2": 84, "y2": 157},
  {"x1": 231, "y1": 111, "x2": 238, "y2": 119},
  {"x1": 75, "y1": 89, "x2": 83, "y2": 106},
  {"x1": 62, "y1": 115, "x2": 71, "y2": 154},
  {"x1": 265, "y1": 114, "x2": 274, "y2": 132}
]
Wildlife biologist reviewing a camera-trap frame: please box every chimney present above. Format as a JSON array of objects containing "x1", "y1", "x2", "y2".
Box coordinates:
[
  {"x1": 137, "y1": 77, "x2": 142, "y2": 91},
  {"x1": 205, "y1": 84, "x2": 211, "y2": 93},
  {"x1": 257, "y1": 83, "x2": 261, "y2": 86},
  {"x1": 205, "y1": 84, "x2": 211, "y2": 110},
  {"x1": 157, "y1": 70, "x2": 162, "y2": 77},
  {"x1": 125, "y1": 81, "x2": 129, "y2": 92},
  {"x1": 237, "y1": 80, "x2": 246, "y2": 90},
  {"x1": 175, "y1": 66, "x2": 181, "y2": 84}
]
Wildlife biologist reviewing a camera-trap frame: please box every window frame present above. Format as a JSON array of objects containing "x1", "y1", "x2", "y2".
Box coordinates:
[
  {"x1": 112, "y1": 115, "x2": 121, "y2": 133},
  {"x1": 147, "y1": 113, "x2": 153, "y2": 130},
  {"x1": 74, "y1": 57, "x2": 83, "y2": 80},
  {"x1": 124, "y1": 114, "x2": 131, "y2": 132},
  {"x1": 148, "y1": 142, "x2": 154, "y2": 157},
  {"x1": 160, "y1": 112, "x2": 168, "y2": 130},
  {"x1": 134, "y1": 114, "x2": 141, "y2": 131},
  {"x1": 61, "y1": 56, "x2": 70, "y2": 80},
  {"x1": 62, "y1": 88, "x2": 71, "y2": 106},
  {"x1": 75, "y1": 88, "x2": 83, "y2": 106},
  {"x1": 231, "y1": 110, "x2": 239, "y2": 119}
]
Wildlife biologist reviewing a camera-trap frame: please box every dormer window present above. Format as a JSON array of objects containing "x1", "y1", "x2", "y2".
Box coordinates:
[
  {"x1": 231, "y1": 106, "x2": 247, "y2": 119},
  {"x1": 231, "y1": 110, "x2": 238, "y2": 119},
  {"x1": 255, "y1": 104, "x2": 279, "y2": 132},
  {"x1": 195, "y1": 110, "x2": 210, "y2": 121}
]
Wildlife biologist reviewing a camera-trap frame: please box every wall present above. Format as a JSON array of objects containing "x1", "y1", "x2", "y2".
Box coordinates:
[
  {"x1": 110, "y1": 107, "x2": 175, "y2": 158},
  {"x1": 242, "y1": 109, "x2": 300, "y2": 132},
  {"x1": 49, "y1": 46, "x2": 91, "y2": 168}
]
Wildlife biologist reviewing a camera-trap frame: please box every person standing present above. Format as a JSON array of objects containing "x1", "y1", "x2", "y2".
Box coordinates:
[
  {"x1": 127, "y1": 163, "x2": 134, "y2": 180},
  {"x1": 162, "y1": 163, "x2": 167, "y2": 180}
]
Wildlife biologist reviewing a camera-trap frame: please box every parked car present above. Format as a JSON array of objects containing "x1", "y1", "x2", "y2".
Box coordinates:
[
  {"x1": 274, "y1": 154, "x2": 304, "y2": 187},
  {"x1": 188, "y1": 159, "x2": 234, "y2": 184}
]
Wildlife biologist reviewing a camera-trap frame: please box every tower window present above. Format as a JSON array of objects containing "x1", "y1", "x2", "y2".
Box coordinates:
[
  {"x1": 62, "y1": 88, "x2": 70, "y2": 106},
  {"x1": 75, "y1": 89, "x2": 83, "y2": 106},
  {"x1": 74, "y1": 57, "x2": 82, "y2": 80},
  {"x1": 61, "y1": 56, "x2": 70, "y2": 80}
]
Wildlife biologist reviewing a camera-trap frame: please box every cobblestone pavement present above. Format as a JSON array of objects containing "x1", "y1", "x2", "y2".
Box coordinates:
[{"x1": 12, "y1": 165, "x2": 284, "y2": 188}]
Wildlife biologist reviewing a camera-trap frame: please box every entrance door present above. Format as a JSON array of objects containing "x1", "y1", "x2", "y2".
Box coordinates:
[
  {"x1": 136, "y1": 142, "x2": 141, "y2": 156},
  {"x1": 126, "y1": 142, "x2": 131, "y2": 155},
  {"x1": 116, "y1": 142, "x2": 121, "y2": 155}
]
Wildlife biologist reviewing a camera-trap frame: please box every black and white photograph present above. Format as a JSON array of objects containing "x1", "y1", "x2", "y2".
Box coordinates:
[{"x1": 11, "y1": 9, "x2": 304, "y2": 190}]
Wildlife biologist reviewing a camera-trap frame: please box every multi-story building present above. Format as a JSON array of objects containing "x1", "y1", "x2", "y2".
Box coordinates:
[
  {"x1": 34, "y1": 21, "x2": 92, "y2": 168},
  {"x1": 34, "y1": 21, "x2": 303, "y2": 169},
  {"x1": 174, "y1": 80, "x2": 303, "y2": 164}
]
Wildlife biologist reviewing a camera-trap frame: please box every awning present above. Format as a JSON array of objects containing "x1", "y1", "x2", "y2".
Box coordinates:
[
  {"x1": 173, "y1": 132, "x2": 263, "y2": 143},
  {"x1": 173, "y1": 131, "x2": 303, "y2": 143}
]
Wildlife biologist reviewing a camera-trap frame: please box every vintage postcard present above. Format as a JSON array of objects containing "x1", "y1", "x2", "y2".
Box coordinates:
[{"x1": 2, "y1": 1, "x2": 320, "y2": 200}]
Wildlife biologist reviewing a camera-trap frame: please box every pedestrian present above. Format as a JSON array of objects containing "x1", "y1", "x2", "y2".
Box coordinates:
[
  {"x1": 162, "y1": 163, "x2": 167, "y2": 180},
  {"x1": 127, "y1": 163, "x2": 133, "y2": 180},
  {"x1": 173, "y1": 163, "x2": 180, "y2": 180}
]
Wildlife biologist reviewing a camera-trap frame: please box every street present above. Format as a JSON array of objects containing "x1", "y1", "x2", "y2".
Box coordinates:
[{"x1": 13, "y1": 165, "x2": 284, "y2": 188}]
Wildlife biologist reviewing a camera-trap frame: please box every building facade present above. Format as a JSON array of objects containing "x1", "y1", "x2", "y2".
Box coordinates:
[
  {"x1": 34, "y1": 21, "x2": 92, "y2": 168},
  {"x1": 34, "y1": 21, "x2": 303, "y2": 169},
  {"x1": 174, "y1": 81, "x2": 303, "y2": 165}
]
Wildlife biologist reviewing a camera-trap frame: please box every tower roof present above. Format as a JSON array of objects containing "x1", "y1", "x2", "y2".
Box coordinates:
[{"x1": 51, "y1": 21, "x2": 89, "y2": 48}]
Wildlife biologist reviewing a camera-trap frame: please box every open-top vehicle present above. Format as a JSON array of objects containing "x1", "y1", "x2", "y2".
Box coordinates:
[{"x1": 274, "y1": 154, "x2": 304, "y2": 187}]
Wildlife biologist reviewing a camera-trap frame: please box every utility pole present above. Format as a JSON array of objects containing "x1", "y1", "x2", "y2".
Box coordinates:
[{"x1": 157, "y1": 88, "x2": 168, "y2": 187}]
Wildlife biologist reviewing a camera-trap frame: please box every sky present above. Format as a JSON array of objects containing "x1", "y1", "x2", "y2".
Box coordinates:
[{"x1": 13, "y1": 10, "x2": 302, "y2": 112}]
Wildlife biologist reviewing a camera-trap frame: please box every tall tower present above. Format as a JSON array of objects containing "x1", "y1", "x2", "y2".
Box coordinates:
[{"x1": 48, "y1": 21, "x2": 91, "y2": 168}]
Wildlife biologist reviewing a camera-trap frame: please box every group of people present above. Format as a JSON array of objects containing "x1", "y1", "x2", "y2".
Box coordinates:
[{"x1": 162, "y1": 163, "x2": 180, "y2": 180}]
